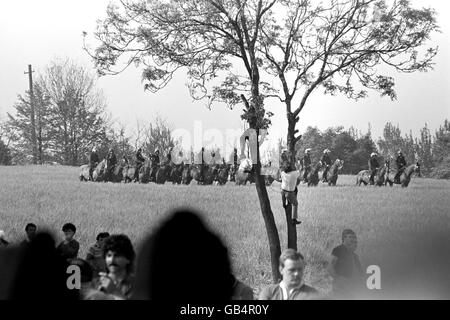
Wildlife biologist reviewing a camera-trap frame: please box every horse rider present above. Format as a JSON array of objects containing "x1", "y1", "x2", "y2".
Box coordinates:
[
  {"x1": 166, "y1": 147, "x2": 173, "y2": 165},
  {"x1": 320, "y1": 149, "x2": 332, "y2": 182},
  {"x1": 210, "y1": 150, "x2": 216, "y2": 165},
  {"x1": 301, "y1": 148, "x2": 312, "y2": 183},
  {"x1": 106, "y1": 148, "x2": 117, "y2": 181},
  {"x1": 152, "y1": 149, "x2": 160, "y2": 166},
  {"x1": 229, "y1": 147, "x2": 238, "y2": 182},
  {"x1": 394, "y1": 150, "x2": 407, "y2": 183},
  {"x1": 89, "y1": 146, "x2": 99, "y2": 181},
  {"x1": 134, "y1": 148, "x2": 145, "y2": 182},
  {"x1": 368, "y1": 152, "x2": 380, "y2": 185},
  {"x1": 199, "y1": 147, "x2": 205, "y2": 183}
]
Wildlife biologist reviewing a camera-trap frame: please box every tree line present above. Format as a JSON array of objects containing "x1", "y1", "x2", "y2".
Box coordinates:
[
  {"x1": 0, "y1": 59, "x2": 179, "y2": 167},
  {"x1": 1, "y1": 59, "x2": 448, "y2": 181},
  {"x1": 290, "y1": 120, "x2": 450, "y2": 179}
]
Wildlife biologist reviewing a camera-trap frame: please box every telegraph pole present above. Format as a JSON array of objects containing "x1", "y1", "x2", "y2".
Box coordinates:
[{"x1": 24, "y1": 64, "x2": 37, "y2": 164}]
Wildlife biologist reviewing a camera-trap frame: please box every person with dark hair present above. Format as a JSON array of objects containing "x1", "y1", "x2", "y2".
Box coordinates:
[
  {"x1": 93, "y1": 234, "x2": 135, "y2": 300},
  {"x1": 134, "y1": 148, "x2": 145, "y2": 182},
  {"x1": 20, "y1": 223, "x2": 37, "y2": 248},
  {"x1": 86, "y1": 232, "x2": 110, "y2": 278},
  {"x1": 259, "y1": 249, "x2": 319, "y2": 300},
  {"x1": 301, "y1": 148, "x2": 312, "y2": 183},
  {"x1": 56, "y1": 223, "x2": 80, "y2": 264},
  {"x1": 132, "y1": 209, "x2": 235, "y2": 300},
  {"x1": 327, "y1": 229, "x2": 363, "y2": 298},
  {"x1": 9, "y1": 232, "x2": 79, "y2": 300},
  {"x1": 152, "y1": 149, "x2": 160, "y2": 165},
  {"x1": 394, "y1": 150, "x2": 407, "y2": 183}
]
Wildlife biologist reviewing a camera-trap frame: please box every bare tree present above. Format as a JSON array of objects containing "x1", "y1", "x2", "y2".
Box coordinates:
[{"x1": 40, "y1": 58, "x2": 111, "y2": 165}]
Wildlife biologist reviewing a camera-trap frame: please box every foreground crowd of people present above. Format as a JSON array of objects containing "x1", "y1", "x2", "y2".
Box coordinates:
[{"x1": 0, "y1": 211, "x2": 365, "y2": 300}]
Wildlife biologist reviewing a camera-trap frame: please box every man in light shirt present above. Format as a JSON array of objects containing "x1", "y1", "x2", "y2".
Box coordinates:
[
  {"x1": 259, "y1": 249, "x2": 319, "y2": 300},
  {"x1": 281, "y1": 164, "x2": 301, "y2": 225}
]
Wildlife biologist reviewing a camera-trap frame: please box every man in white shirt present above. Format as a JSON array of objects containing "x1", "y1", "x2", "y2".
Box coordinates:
[
  {"x1": 280, "y1": 164, "x2": 301, "y2": 225},
  {"x1": 259, "y1": 249, "x2": 319, "y2": 300}
]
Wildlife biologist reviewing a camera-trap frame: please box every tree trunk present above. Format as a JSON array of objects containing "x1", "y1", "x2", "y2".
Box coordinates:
[
  {"x1": 284, "y1": 204, "x2": 297, "y2": 250},
  {"x1": 285, "y1": 112, "x2": 299, "y2": 250},
  {"x1": 253, "y1": 130, "x2": 281, "y2": 283},
  {"x1": 247, "y1": 52, "x2": 281, "y2": 283}
]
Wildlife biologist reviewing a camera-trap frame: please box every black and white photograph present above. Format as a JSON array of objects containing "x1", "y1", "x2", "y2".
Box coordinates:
[{"x1": 0, "y1": 0, "x2": 449, "y2": 309}]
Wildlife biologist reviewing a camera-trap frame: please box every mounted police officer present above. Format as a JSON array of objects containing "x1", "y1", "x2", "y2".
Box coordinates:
[
  {"x1": 394, "y1": 150, "x2": 407, "y2": 183},
  {"x1": 231, "y1": 147, "x2": 238, "y2": 181},
  {"x1": 301, "y1": 148, "x2": 312, "y2": 183},
  {"x1": 368, "y1": 152, "x2": 380, "y2": 185},
  {"x1": 166, "y1": 147, "x2": 173, "y2": 165},
  {"x1": 153, "y1": 149, "x2": 160, "y2": 165},
  {"x1": 134, "y1": 148, "x2": 145, "y2": 182},
  {"x1": 89, "y1": 146, "x2": 99, "y2": 181},
  {"x1": 320, "y1": 149, "x2": 332, "y2": 182},
  {"x1": 199, "y1": 147, "x2": 205, "y2": 183},
  {"x1": 106, "y1": 148, "x2": 117, "y2": 181}
]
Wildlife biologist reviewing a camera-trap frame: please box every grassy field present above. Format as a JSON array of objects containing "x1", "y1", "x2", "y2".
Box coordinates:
[{"x1": 1, "y1": 165, "x2": 450, "y2": 299}]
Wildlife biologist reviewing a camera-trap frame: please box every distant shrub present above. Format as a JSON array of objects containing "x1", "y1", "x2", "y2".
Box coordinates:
[{"x1": 430, "y1": 156, "x2": 450, "y2": 180}]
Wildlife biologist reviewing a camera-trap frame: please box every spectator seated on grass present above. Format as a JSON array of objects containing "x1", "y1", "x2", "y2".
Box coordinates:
[
  {"x1": 92, "y1": 234, "x2": 135, "y2": 300},
  {"x1": 69, "y1": 258, "x2": 115, "y2": 300},
  {"x1": 86, "y1": 232, "x2": 110, "y2": 278},
  {"x1": 56, "y1": 222, "x2": 80, "y2": 265},
  {"x1": 259, "y1": 249, "x2": 320, "y2": 300},
  {"x1": 8, "y1": 231, "x2": 78, "y2": 300},
  {"x1": 20, "y1": 223, "x2": 37, "y2": 248},
  {"x1": 132, "y1": 209, "x2": 235, "y2": 301}
]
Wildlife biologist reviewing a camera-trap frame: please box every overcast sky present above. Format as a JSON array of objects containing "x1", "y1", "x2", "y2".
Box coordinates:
[{"x1": 1, "y1": 0, "x2": 449, "y2": 156}]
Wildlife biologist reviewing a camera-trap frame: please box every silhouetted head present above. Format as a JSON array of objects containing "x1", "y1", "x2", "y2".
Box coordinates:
[
  {"x1": 133, "y1": 209, "x2": 233, "y2": 301},
  {"x1": 10, "y1": 231, "x2": 78, "y2": 300},
  {"x1": 415, "y1": 162, "x2": 422, "y2": 177}
]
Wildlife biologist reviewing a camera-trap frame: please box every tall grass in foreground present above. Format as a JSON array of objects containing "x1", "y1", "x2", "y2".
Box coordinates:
[{"x1": 1, "y1": 165, "x2": 449, "y2": 298}]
